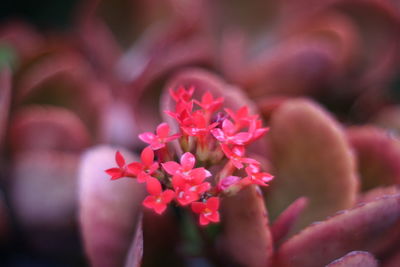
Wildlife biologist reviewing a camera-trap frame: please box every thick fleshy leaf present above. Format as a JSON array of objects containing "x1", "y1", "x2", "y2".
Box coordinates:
[
  {"x1": 220, "y1": 185, "x2": 273, "y2": 267},
  {"x1": 326, "y1": 251, "x2": 378, "y2": 267},
  {"x1": 347, "y1": 126, "x2": 400, "y2": 190},
  {"x1": 124, "y1": 214, "x2": 143, "y2": 267},
  {"x1": 0, "y1": 21, "x2": 43, "y2": 60},
  {"x1": 10, "y1": 151, "x2": 79, "y2": 254},
  {"x1": 0, "y1": 68, "x2": 11, "y2": 149},
  {"x1": 79, "y1": 145, "x2": 146, "y2": 267},
  {"x1": 10, "y1": 106, "x2": 91, "y2": 153},
  {"x1": 14, "y1": 49, "x2": 110, "y2": 128},
  {"x1": 358, "y1": 186, "x2": 400, "y2": 204},
  {"x1": 271, "y1": 197, "x2": 309, "y2": 246},
  {"x1": 275, "y1": 194, "x2": 400, "y2": 267},
  {"x1": 266, "y1": 99, "x2": 358, "y2": 234}
]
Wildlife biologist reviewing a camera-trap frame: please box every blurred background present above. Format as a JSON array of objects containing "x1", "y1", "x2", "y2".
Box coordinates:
[{"x1": 1, "y1": 0, "x2": 400, "y2": 266}]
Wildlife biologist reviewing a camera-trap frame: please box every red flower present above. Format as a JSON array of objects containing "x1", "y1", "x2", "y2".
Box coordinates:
[
  {"x1": 225, "y1": 106, "x2": 257, "y2": 129},
  {"x1": 162, "y1": 152, "x2": 211, "y2": 182},
  {"x1": 139, "y1": 122, "x2": 180, "y2": 150},
  {"x1": 242, "y1": 164, "x2": 274, "y2": 186},
  {"x1": 105, "y1": 151, "x2": 134, "y2": 180},
  {"x1": 220, "y1": 144, "x2": 258, "y2": 169},
  {"x1": 172, "y1": 175, "x2": 211, "y2": 205},
  {"x1": 217, "y1": 175, "x2": 241, "y2": 191},
  {"x1": 169, "y1": 86, "x2": 194, "y2": 102},
  {"x1": 142, "y1": 177, "x2": 175, "y2": 215},
  {"x1": 248, "y1": 118, "x2": 270, "y2": 142},
  {"x1": 211, "y1": 119, "x2": 252, "y2": 145},
  {"x1": 194, "y1": 91, "x2": 224, "y2": 113},
  {"x1": 191, "y1": 197, "x2": 220, "y2": 225},
  {"x1": 180, "y1": 111, "x2": 218, "y2": 137},
  {"x1": 127, "y1": 146, "x2": 159, "y2": 183}
]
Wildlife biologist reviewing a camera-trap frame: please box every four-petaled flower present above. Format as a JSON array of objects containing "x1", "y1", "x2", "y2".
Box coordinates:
[
  {"x1": 191, "y1": 197, "x2": 220, "y2": 225},
  {"x1": 172, "y1": 175, "x2": 211, "y2": 205},
  {"x1": 162, "y1": 152, "x2": 211, "y2": 182},
  {"x1": 127, "y1": 146, "x2": 159, "y2": 183},
  {"x1": 142, "y1": 177, "x2": 175, "y2": 214},
  {"x1": 242, "y1": 164, "x2": 274, "y2": 187},
  {"x1": 194, "y1": 91, "x2": 224, "y2": 114},
  {"x1": 139, "y1": 122, "x2": 181, "y2": 150},
  {"x1": 106, "y1": 151, "x2": 134, "y2": 180},
  {"x1": 220, "y1": 144, "x2": 258, "y2": 169},
  {"x1": 211, "y1": 119, "x2": 252, "y2": 145},
  {"x1": 180, "y1": 111, "x2": 218, "y2": 137}
]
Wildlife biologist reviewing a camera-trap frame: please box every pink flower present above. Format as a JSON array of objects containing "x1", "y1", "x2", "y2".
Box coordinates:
[
  {"x1": 242, "y1": 164, "x2": 274, "y2": 186},
  {"x1": 127, "y1": 146, "x2": 159, "y2": 183},
  {"x1": 220, "y1": 144, "x2": 258, "y2": 169},
  {"x1": 180, "y1": 111, "x2": 218, "y2": 137},
  {"x1": 194, "y1": 91, "x2": 224, "y2": 113},
  {"x1": 142, "y1": 177, "x2": 175, "y2": 215},
  {"x1": 172, "y1": 175, "x2": 211, "y2": 205},
  {"x1": 162, "y1": 152, "x2": 211, "y2": 182},
  {"x1": 105, "y1": 151, "x2": 134, "y2": 180},
  {"x1": 211, "y1": 119, "x2": 252, "y2": 145},
  {"x1": 191, "y1": 197, "x2": 220, "y2": 225},
  {"x1": 139, "y1": 122, "x2": 181, "y2": 150},
  {"x1": 225, "y1": 106, "x2": 257, "y2": 129},
  {"x1": 169, "y1": 86, "x2": 195, "y2": 102},
  {"x1": 217, "y1": 175, "x2": 241, "y2": 191}
]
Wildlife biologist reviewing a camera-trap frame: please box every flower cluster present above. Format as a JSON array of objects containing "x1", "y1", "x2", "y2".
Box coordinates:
[{"x1": 106, "y1": 87, "x2": 273, "y2": 225}]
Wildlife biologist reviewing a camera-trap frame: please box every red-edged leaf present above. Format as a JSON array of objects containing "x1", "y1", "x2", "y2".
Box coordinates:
[
  {"x1": 79, "y1": 145, "x2": 146, "y2": 267},
  {"x1": 266, "y1": 99, "x2": 358, "y2": 234},
  {"x1": 271, "y1": 197, "x2": 309, "y2": 246},
  {"x1": 326, "y1": 251, "x2": 378, "y2": 267},
  {"x1": 347, "y1": 126, "x2": 400, "y2": 190},
  {"x1": 9, "y1": 106, "x2": 91, "y2": 153},
  {"x1": 220, "y1": 186, "x2": 274, "y2": 267},
  {"x1": 357, "y1": 186, "x2": 400, "y2": 204},
  {"x1": 124, "y1": 214, "x2": 143, "y2": 267},
  {"x1": 275, "y1": 195, "x2": 400, "y2": 267}
]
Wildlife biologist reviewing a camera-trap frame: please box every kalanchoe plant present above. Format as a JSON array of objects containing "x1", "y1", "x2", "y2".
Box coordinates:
[{"x1": 106, "y1": 87, "x2": 273, "y2": 225}]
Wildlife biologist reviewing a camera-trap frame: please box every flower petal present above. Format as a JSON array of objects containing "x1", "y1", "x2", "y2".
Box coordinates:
[
  {"x1": 138, "y1": 132, "x2": 156, "y2": 144},
  {"x1": 206, "y1": 197, "x2": 220, "y2": 211},
  {"x1": 140, "y1": 146, "x2": 154, "y2": 167},
  {"x1": 180, "y1": 152, "x2": 195, "y2": 171},
  {"x1": 146, "y1": 177, "x2": 162, "y2": 196},
  {"x1": 162, "y1": 161, "x2": 181, "y2": 175},
  {"x1": 156, "y1": 122, "x2": 170, "y2": 138}
]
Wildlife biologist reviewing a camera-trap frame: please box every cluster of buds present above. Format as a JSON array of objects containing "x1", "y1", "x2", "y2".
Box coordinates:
[{"x1": 106, "y1": 87, "x2": 273, "y2": 225}]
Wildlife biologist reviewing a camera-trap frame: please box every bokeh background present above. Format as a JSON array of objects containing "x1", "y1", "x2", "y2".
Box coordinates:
[{"x1": 1, "y1": 0, "x2": 400, "y2": 266}]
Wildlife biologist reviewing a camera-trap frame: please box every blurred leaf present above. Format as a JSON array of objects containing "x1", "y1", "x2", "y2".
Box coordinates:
[
  {"x1": 220, "y1": 186, "x2": 274, "y2": 267},
  {"x1": 325, "y1": 251, "x2": 378, "y2": 267},
  {"x1": 276, "y1": 194, "x2": 400, "y2": 267},
  {"x1": 266, "y1": 99, "x2": 358, "y2": 234},
  {"x1": 347, "y1": 126, "x2": 400, "y2": 190},
  {"x1": 78, "y1": 145, "x2": 146, "y2": 267}
]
